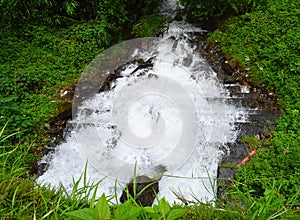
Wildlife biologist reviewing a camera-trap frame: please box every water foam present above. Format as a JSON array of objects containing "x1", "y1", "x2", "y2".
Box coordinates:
[{"x1": 37, "y1": 1, "x2": 248, "y2": 204}]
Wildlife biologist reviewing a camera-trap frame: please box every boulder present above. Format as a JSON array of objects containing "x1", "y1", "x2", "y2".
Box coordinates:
[{"x1": 120, "y1": 175, "x2": 159, "y2": 206}]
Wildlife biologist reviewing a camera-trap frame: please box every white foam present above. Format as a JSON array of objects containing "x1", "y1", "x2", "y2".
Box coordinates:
[{"x1": 37, "y1": 0, "x2": 248, "y2": 205}]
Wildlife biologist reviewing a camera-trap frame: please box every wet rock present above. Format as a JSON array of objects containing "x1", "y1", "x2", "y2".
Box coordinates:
[
  {"x1": 182, "y1": 54, "x2": 193, "y2": 67},
  {"x1": 223, "y1": 76, "x2": 237, "y2": 84},
  {"x1": 221, "y1": 62, "x2": 233, "y2": 75},
  {"x1": 174, "y1": 14, "x2": 183, "y2": 21},
  {"x1": 227, "y1": 85, "x2": 241, "y2": 94},
  {"x1": 99, "y1": 58, "x2": 156, "y2": 93},
  {"x1": 148, "y1": 73, "x2": 158, "y2": 79},
  {"x1": 47, "y1": 101, "x2": 72, "y2": 137},
  {"x1": 120, "y1": 175, "x2": 159, "y2": 206},
  {"x1": 217, "y1": 167, "x2": 237, "y2": 199},
  {"x1": 192, "y1": 35, "x2": 281, "y2": 200},
  {"x1": 174, "y1": 8, "x2": 184, "y2": 22},
  {"x1": 131, "y1": 57, "x2": 154, "y2": 74},
  {"x1": 99, "y1": 74, "x2": 123, "y2": 92},
  {"x1": 154, "y1": 164, "x2": 167, "y2": 175},
  {"x1": 198, "y1": 16, "x2": 218, "y2": 31}
]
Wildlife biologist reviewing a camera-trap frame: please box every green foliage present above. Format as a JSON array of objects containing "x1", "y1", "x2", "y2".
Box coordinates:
[
  {"x1": 1, "y1": 0, "x2": 299, "y2": 218},
  {"x1": 0, "y1": 140, "x2": 102, "y2": 219},
  {"x1": 65, "y1": 165, "x2": 185, "y2": 220},
  {"x1": 235, "y1": 110, "x2": 300, "y2": 201},
  {"x1": 66, "y1": 194, "x2": 112, "y2": 220},
  {"x1": 181, "y1": 0, "x2": 267, "y2": 22},
  {"x1": 208, "y1": 0, "x2": 300, "y2": 206},
  {"x1": 209, "y1": 0, "x2": 300, "y2": 109},
  {"x1": 151, "y1": 197, "x2": 186, "y2": 220},
  {"x1": 0, "y1": 23, "x2": 104, "y2": 136},
  {"x1": 222, "y1": 180, "x2": 298, "y2": 219},
  {"x1": 0, "y1": 0, "x2": 163, "y2": 136},
  {"x1": 0, "y1": 124, "x2": 298, "y2": 219},
  {"x1": 66, "y1": 195, "x2": 186, "y2": 220},
  {"x1": 0, "y1": 1, "x2": 163, "y2": 218},
  {"x1": 241, "y1": 135, "x2": 261, "y2": 149},
  {"x1": 0, "y1": 0, "x2": 162, "y2": 30},
  {"x1": 0, "y1": 95, "x2": 19, "y2": 112},
  {"x1": 132, "y1": 15, "x2": 169, "y2": 38}
]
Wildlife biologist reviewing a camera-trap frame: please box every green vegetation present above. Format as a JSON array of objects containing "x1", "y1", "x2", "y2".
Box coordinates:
[
  {"x1": 0, "y1": 0, "x2": 162, "y2": 137},
  {"x1": 132, "y1": 15, "x2": 170, "y2": 38},
  {"x1": 207, "y1": 0, "x2": 300, "y2": 214},
  {"x1": 1, "y1": 0, "x2": 300, "y2": 219},
  {"x1": 66, "y1": 194, "x2": 186, "y2": 220},
  {"x1": 180, "y1": 0, "x2": 267, "y2": 22},
  {"x1": 0, "y1": 0, "x2": 165, "y2": 218}
]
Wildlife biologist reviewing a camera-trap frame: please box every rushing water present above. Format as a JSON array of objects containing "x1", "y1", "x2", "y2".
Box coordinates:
[{"x1": 37, "y1": 0, "x2": 248, "y2": 204}]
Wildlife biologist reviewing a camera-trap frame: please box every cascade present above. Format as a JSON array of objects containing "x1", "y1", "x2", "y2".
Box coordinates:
[{"x1": 38, "y1": 0, "x2": 250, "y2": 204}]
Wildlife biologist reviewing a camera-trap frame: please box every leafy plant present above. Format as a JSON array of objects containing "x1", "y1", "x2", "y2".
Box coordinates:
[
  {"x1": 241, "y1": 135, "x2": 261, "y2": 149},
  {"x1": 66, "y1": 194, "x2": 112, "y2": 220},
  {"x1": 181, "y1": 0, "x2": 267, "y2": 22},
  {"x1": 208, "y1": 0, "x2": 300, "y2": 206},
  {"x1": 66, "y1": 195, "x2": 186, "y2": 220},
  {"x1": 148, "y1": 197, "x2": 186, "y2": 220},
  {"x1": 132, "y1": 15, "x2": 169, "y2": 38},
  {"x1": 0, "y1": 95, "x2": 19, "y2": 113}
]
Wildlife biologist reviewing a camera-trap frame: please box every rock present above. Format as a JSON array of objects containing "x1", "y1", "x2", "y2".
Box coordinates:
[
  {"x1": 131, "y1": 57, "x2": 154, "y2": 74},
  {"x1": 99, "y1": 73, "x2": 123, "y2": 92},
  {"x1": 217, "y1": 167, "x2": 237, "y2": 199},
  {"x1": 47, "y1": 101, "x2": 72, "y2": 137},
  {"x1": 229, "y1": 61, "x2": 238, "y2": 69},
  {"x1": 148, "y1": 73, "x2": 158, "y2": 79},
  {"x1": 227, "y1": 85, "x2": 241, "y2": 94},
  {"x1": 223, "y1": 76, "x2": 237, "y2": 84},
  {"x1": 120, "y1": 175, "x2": 159, "y2": 206},
  {"x1": 221, "y1": 62, "x2": 233, "y2": 75},
  {"x1": 191, "y1": 32, "x2": 281, "y2": 201},
  {"x1": 198, "y1": 16, "x2": 218, "y2": 31},
  {"x1": 174, "y1": 14, "x2": 183, "y2": 21},
  {"x1": 174, "y1": 8, "x2": 184, "y2": 22}
]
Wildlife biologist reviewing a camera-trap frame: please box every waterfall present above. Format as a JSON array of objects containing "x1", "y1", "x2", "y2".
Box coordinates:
[{"x1": 37, "y1": 0, "x2": 248, "y2": 204}]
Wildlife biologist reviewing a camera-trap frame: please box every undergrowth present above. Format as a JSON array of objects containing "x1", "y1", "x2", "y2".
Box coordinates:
[{"x1": 208, "y1": 0, "x2": 300, "y2": 208}]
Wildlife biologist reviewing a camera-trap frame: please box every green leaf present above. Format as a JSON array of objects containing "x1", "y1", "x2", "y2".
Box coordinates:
[
  {"x1": 65, "y1": 208, "x2": 97, "y2": 220},
  {"x1": 167, "y1": 209, "x2": 186, "y2": 220},
  {"x1": 114, "y1": 201, "x2": 142, "y2": 220},
  {"x1": 143, "y1": 206, "x2": 160, "y2": 219},
  {"x1": 95, "y1": 194, "x2": 111, "y2": 220},
  {"x1": 153, "y1": 204, "x2": 160, "y2": 213},
  {"x1": 143, "y1": 206, "x2": 155, "y2": 214},
  {"x1": 158, "y1": 197, "x2": 171, "y2": 217}
]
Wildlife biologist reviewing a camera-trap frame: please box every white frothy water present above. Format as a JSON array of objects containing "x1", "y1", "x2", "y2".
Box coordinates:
[{"x1": 37, "y1": 1, "x2": 248, "y2": 204}]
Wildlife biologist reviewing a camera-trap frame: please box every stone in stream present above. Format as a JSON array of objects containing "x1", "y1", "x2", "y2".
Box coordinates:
[
  {"x1": 120, "y1": 175, "x2": 159, "y2": 206},
  {"x1": 99, "y1": 58, "x2": 154, "y2": 92},
  {"x1": 98, "y1": 73, "x2": 123, "y2": 92},
  {"x1": 223, "y1": 75, "x2": 238, "y2": 84},
  {"x1": 174, "y1": 14, "x2": 183, "y2": 21},
  {"x1": 221, "y1": 62, "x2": 234, "y2": 75}
]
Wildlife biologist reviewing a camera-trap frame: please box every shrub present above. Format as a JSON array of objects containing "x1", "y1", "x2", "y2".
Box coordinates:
[{"x1": 180, "y1": 0, "x2": 268, "y2": 22}]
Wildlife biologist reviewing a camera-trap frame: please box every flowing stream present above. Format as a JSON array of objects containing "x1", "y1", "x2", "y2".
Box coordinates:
[{"x1": 38, "y1": 0, "x2": 249, "y2": 204}]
